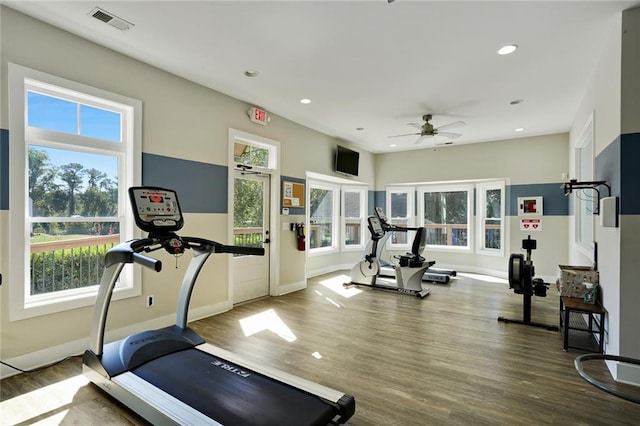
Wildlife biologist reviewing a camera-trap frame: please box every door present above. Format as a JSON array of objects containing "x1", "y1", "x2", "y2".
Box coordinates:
[{"x1": 233, "y1": 170, "x2": 270, "y2": 304}]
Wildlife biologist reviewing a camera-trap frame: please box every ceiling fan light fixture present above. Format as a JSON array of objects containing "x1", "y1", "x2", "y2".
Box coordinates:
[{"x1": 498, "y1": 44, "x2": 518, "y2": 55}]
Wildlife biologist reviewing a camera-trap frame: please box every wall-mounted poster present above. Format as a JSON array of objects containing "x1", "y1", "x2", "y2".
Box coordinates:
[
  {"x1": 518, "y1": 196, "x2": 543, "y2": 216},
  {"x1": 282, "y1": 181, "x2": 305, "y2": 208}
]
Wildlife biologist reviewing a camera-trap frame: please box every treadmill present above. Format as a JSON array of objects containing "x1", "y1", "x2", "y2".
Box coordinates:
[{"x1": 83, "y1": 186, "x2": 355, "y2": 425}]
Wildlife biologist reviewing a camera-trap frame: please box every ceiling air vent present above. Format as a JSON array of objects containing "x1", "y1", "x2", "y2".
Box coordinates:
[{"x1": 89, "y1": 7, "x2": 134, "y2": 31}]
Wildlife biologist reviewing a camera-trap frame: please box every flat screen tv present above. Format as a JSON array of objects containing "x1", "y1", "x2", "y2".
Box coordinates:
[{"x1": 335, "y1": 145, "x2": 359, "y2": 176}]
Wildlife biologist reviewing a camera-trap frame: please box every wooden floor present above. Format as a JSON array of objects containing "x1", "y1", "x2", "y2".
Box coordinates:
[{"x1": 2, "y1": 271, "x2": 638, "y2": 425}]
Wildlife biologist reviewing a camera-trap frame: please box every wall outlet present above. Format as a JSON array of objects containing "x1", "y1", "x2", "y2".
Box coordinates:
[{"x1": 146, "y1": 295, "x2": 155, "y2": 308}]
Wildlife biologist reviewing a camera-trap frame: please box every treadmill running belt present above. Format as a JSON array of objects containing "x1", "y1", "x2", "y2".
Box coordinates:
[{"x1": 132, "y1": 348, "x2": 337, "y2": 426}]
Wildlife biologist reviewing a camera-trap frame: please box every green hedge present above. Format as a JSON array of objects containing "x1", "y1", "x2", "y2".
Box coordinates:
[{"x1": 30, "y1": 244, "x2": 113, "y2": 295}]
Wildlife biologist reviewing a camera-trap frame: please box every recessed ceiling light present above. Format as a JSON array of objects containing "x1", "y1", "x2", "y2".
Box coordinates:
[
  {"x1": 510, "y1": 99, "x2": 524, "y2": 105},
  {"x1": 498, "y1": 44, "x2": 518, "y2": 55},
  {"x1": 244, "y1": 70, "x2": 259, "y2": 77},
  {"x1": 515, "y1": 127, "x2": 525, "y2": 132},
  {"x1": 299, "y1": 98, "x2": 311, "y2": 104},
  {"x1": 389, "y1": 144, "x2": 397, "y2": 147}
]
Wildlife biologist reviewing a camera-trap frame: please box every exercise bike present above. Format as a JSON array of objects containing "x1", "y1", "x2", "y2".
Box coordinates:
[
  {"x1": 344, "y1": 215, "x2": 432, "y2": 298},
  {"x1": 372, "y1": 207, "x2": 455, "y2": 284},
  {"x1": 497, "y1": 235, "x2": 559, "y2": 331}
]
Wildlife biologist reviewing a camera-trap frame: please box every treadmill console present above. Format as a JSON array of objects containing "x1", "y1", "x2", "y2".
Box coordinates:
[{"x1": 129, "y1": 186, "x2": 184, "y2": 233}]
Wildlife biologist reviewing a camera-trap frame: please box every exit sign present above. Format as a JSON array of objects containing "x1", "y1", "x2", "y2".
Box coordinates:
[{"x1": 248, "y1": 107, "x2": 268, "y2": 125}]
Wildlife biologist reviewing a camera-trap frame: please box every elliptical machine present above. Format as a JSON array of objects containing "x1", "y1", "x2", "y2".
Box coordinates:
[{"x1": 497, "y1": 235, "x2": 559, "y2": 331}]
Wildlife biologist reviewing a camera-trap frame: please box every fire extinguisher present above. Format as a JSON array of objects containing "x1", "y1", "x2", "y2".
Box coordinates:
[{"x1": 295, "y1": 223, "x2": 306, "y2": 251}]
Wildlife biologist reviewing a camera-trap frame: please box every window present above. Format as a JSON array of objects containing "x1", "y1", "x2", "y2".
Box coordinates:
[
  {"x1": 576, "y1": 114, "x2": 595, "y2": 252},
  {"x1": 477, "y1": 182, "x2": 505, "y2": 254},
  {"x1": 233, "y1": 138, "x2": 276, "y2": 171},
  {"x1": 386, "y1": 187, "x2": 414, "y2": 247},
  {"x1": 308, "y1": 181, "x2": 339, "y2": 253},
  {"x1": 9, "y1": 64, "x2": 141, "y2": 320},
  {"x1": 341, "y1": 186, "x2": 366, "y2": 250},
  {"x1": 418, "y1": 184, "x2": 473, "y2": 251}
]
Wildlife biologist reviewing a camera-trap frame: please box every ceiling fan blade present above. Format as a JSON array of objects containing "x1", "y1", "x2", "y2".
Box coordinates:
[
  {"x1": 436, "y1": 120, "x2": 466, "y2": 131},
  {"x1": 437, "y1": 131, "x2": 462, "y2": 139},
  {"x1": 387, "y1": 132, "x2": 421, "y2": 139},
  {"x1": 407, "y1": 122, "x2": 422, "y2": 130}
]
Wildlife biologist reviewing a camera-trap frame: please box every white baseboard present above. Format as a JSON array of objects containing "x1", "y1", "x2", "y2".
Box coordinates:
[
  {"x1": 306, "y1": 263, "x2": 353, "y2": 279},
  {"x1": 275, "y1": 281, "x2": 307, "y2": 296},
  {"x1": 617, "y1": 361, "x2": 640, "y2": 387},
  {"x1": 1, "y1": 301, "x2": 232, "y2": 379}
]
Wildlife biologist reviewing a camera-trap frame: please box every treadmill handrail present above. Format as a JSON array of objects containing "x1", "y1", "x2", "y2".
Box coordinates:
[{"x1": 89, "y1": 236, "x2": 265, "y2": 357}]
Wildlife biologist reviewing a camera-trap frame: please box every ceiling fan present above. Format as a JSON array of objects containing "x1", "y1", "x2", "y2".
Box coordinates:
[{"x1": 389, "y1": 114, "x2": 465, "y2": 144}]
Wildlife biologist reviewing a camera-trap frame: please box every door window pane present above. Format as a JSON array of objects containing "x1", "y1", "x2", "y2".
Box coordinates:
[{"x1": 233, "y1": 177, "x2": 265, "y2": 252}]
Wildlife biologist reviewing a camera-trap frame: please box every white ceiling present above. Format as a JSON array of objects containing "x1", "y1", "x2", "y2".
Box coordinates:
[{"x1": 6, "y1": 1, "x2": 639, "y2": 153}]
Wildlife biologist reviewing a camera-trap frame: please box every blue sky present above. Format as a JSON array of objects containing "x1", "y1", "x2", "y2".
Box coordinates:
[{"x1": 28, "y1": 91, "x2": 120, "y2": 180}]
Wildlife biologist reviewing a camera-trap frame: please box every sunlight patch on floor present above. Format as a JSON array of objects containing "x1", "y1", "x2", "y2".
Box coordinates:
[
  {"x1": 318, "y1": 274, "x2": 362, "y2": 298},
  {"x1": 239, "y1": 308, "x2": 297, "y2": 342},
  {"x1": 458, "y1": 272, "x2": 508, "y2": 284},
  {"x1": 0, "y1": 374, "x2": 88, "y2": 425}
]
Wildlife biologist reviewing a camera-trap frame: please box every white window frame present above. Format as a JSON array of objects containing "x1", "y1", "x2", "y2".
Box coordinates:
[
  {"x1": 575, "y1": 113, "x2": 595, "y2": 258},
  {"x1": 476, "y1": 181, "x2": 505, "y2": 256},
  {"x1": 385, "y1": 186, "x2": 415, "y2": 250},
  {"x1": 417, "y1": 183, "x2": 474, "y2": 253},
  {"x1": 8, "y1": 63, "x2": 141, "y2": 321},
  {"x1": 341, "y1": 186, "x2": 367, "y2": 251},
  {"x1": 307, "y1": 180, "x2": 340, "y2": 256}
]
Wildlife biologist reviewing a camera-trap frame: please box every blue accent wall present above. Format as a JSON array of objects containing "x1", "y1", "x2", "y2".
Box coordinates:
[
  {"x1": 371, "y1": 190, "x2": 385, "y2": 215},
  {"x1": 142, "y1": 153, "x2": 227, "y2": 214},
  {"x1": 595, "y1": 132, "x2": 640, "y2": 215},
  {"x1": 371, "y1": 184, "x2": 567, "y2": 217},
  {"x1": 281, "y1": 175, "x2": 305, "y2": 215},
  {"x1": 507, "y1": 183, "x2": 568, "y2": 216},
  {"x1": 1, "y1": 129, "x2": 8, "y2": 210},
  {"x1": 620, "y1": 133, "x2": 640, "y2": 215}
]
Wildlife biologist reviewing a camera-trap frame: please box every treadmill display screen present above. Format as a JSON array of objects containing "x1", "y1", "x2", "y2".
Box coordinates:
[{"x1": 129, "y1": 186, "x2": 184, "y2": 233}]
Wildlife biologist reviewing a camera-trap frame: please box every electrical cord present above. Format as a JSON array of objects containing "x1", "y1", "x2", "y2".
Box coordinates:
[{"x1": 1, "y1": 354, "x2": 82, "y2": 374}]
